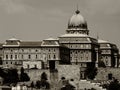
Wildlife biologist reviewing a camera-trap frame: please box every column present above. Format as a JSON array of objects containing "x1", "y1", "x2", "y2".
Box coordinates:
[
  {"x1": 115, "y1": 55, "x2": 118, "y2": 67},
  {"x1": 95, "y1": 48, "x2": 99, "y2": 67}
]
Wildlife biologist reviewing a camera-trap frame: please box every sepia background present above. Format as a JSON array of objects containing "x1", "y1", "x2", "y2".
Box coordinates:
[{"x1": 0, "y1": 0, "x2": 120, "y2": 49}]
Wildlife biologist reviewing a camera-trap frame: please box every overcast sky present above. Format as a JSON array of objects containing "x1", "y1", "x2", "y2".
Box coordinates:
[{"x1": 0, "y1": 0, "x2": 120, "y2": 49}]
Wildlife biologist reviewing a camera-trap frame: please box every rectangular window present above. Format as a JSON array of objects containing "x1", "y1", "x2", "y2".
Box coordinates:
[
  {"x1": 36, "y1": 55, "x2": 38, "y2": 59},
  {"x1": 15, "y1": 55, "x2": 17, "y2": 59},
  {"x1": 6, "y1": 62, "x2": 8, "y2": 64},
  {"x1": 6, "y1": 55, "x2": 8, "y2": 59},
  {"x1": 53, "y1": 55, "x2": 56, "y2": 59},
  {"x1": 21, "y1": 55, "x2": 24, "y2": 59},
  {"x1": 27, "y1": 64, "x2": 29, "y2": 69},
  {"x1": 10, "y1": 55, "x2": 13, "y2": 59},
  {"x1": 48, "y1": 54, "x2": 51, "y2": 59},
  {"x1": 34, "y1": 64, "x2": 37, "y2": 68},
  {"x1": 28, "y1": 55, "x2": 31, "y2": 59},
  {"x1": 36, "y1": 50, "x2": 38, "y2": 52}
]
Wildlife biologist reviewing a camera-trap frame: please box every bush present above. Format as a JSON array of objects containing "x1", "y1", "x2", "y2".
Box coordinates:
[
  {"x1": 98, "y1": 61, "x2": 106, "y2": 67},
  {"x1": 108, "y1": 79, "x2": 120, "y2": 90},
  {"x1": 41, "y1": 72, "x2": 47, "y2": 80},
  {"x1": 85, "y1": 63, "x2": 97, "y2": 80},
  {"x1": 20, "y1": 67, "x2": 30, "y2": 82}
]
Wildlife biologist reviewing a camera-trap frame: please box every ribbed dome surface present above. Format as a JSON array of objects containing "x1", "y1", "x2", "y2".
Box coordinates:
[{"x1": 68, "y1": 10, "x2": 87, "y2": 29}]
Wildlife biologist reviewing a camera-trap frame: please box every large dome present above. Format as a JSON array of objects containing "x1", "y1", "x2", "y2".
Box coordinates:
[{"x1": 68, "y1": 10, "x2": 87, "y2": 29}]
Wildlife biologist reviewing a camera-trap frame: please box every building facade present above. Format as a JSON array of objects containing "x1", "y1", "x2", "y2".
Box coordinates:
[{"x1": 0, "y1": 9, "x2": 119, "y2": 71}]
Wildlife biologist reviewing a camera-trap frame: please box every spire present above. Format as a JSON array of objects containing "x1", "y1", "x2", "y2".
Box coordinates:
[{"x1": 75, "y1": 4, "x2": 80, "y2": 14}]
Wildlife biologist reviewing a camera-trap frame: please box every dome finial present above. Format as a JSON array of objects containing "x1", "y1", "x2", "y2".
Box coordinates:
[{"x1": 75, "y1": 4, "x2": 80, "y2": 14}]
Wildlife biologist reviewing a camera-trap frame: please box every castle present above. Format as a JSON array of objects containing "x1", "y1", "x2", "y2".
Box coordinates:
[{"x1": 0, "y1": 9, "x2": 119, "y2": 80}]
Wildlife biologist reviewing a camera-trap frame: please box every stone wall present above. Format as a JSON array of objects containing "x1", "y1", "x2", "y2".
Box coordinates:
[
  {"x1": 25, "y1": 65, "x2": 81, "y2": 82},
  {"x1": 25, "y1": 69, "x2": 50, "y2": 81},
  {"x1": 96, "y1": 67, "x2": 120, "y2": 80},
  {"x1": 57, "y1": 65, "x2": 80, "y2": 80}
]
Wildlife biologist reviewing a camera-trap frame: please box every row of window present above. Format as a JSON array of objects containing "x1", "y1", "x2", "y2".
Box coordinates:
[
  {"x1": 5, "y1": 61, "x2": 22, "y2": 65},
  {"x1": 5, "y1": 54, "x2": 56, "y2": 60},
  {"x1": 101, "y1": 50, "x2": 111, "y2": 54},
  {"x1": 65, "y1": 44, "x2": 90, "y2": 49},
  {"x1": 60, "y1": 37, "x2": 88, "y2": 41},
  {"x1": 70, "y1": 51, "x2": 89, "y2": 54},
  {"x1": 5, "y1": 48, "x2": 57, "y2": 53},
  {"x1": 70, "y1": 56, "x2": 90, "y2": 61},
  {"x1": 26, "y1": 64, "x2": 37, "y2": 69}
]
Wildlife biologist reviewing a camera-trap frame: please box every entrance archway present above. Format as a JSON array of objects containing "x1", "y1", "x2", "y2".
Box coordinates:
[{"x1": 49, "y1": 61, "x2": 55, "y2": 70}]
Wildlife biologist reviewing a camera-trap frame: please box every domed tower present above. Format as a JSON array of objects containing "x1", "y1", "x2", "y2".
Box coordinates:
[
  {"x1": 59, "y1": 9, "x2": 99, "y2": 75},
  {"x1": 66, "y1": 10, "x2": 89, "y2": 35}
]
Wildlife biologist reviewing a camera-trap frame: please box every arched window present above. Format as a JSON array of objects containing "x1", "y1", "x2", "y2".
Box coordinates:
[
  {"x1": 36, "y1": 50, "x2": 38, "y2": 52},
  {"x1": 36, "y1": 55, "x2": 38, "y2": 59},
  {"x1": 28, "y1": 55, "x2": 31, "y2": 59},
  {"x1": 53, "y1": 55, "x2": 56, "y2": 59},
  {"x1": 6, "y1": 55, "x2": 8, "y2": 59},
  {"x1": 10, "y1": 55, "x2": 13, "y2": 59},
  {"x1": 15, "y1": 55, "x2": 17, "y2": 59}
]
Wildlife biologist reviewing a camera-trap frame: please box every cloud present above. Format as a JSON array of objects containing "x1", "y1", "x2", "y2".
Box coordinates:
[{"x1": 0, "y1": 0, "x2": 33, "y2": 14}]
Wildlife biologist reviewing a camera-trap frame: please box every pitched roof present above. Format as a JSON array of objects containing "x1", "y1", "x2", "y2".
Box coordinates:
[{"x1": 20, "y1": 41, "x2": 42, "y2": 47}]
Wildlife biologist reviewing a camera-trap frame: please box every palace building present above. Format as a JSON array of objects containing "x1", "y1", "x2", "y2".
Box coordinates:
[{"x1": 0, "y1": 9, "x2": 119, "y2": 70}]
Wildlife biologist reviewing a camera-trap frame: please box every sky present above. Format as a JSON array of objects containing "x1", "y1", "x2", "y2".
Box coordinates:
[{"x1": 0, "y1": 0, "x2": 120, "y2": 49}]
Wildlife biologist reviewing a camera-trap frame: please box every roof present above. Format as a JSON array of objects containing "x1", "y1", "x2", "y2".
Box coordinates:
[
  {"x1": 3, "y1": 38, "x2": 62, "y2": 47},
  {"x1": 98, "y1": 39, "x2": 108, "y2": 43},
  {"x1": 8, "y1": 38, "x2": 19, "y2": 41},
  {"x1": 20, "y1": 41, "x2": 42, "y2": 47},
  {"x1": 68, "y1": 10, "x2": 87, "y2": 29},
  {"x1": 3, "y1": 38, "x2": 42, "y2": 47},
  {"x1": 59, "y1": 33, "x2": 88, "y2": 37},
  {"x1": 41, "y1": 39, "x2": 60, "y2": 47},
  {"x1": 44, "y1": 38, "x2": 58, "y2": 41}
]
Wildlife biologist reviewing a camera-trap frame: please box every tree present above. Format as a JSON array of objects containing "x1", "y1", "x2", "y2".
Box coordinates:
[
  {"x1": 98, "y1": 61, "x2": 106, "y2": 67},
  {"x1": 35, "y1": 80, "x2": 41, "y2": 89},
  {"x1": 41, "y1": 72, "x2": 47, "y2": 80},
  {"x1": 30, "y1": 81, "x2": 35, "y2": 89},
  {"x1": 85, "y1": 63, "x2": 98, "y2": 80},
  {"x1": 20, "y1": 67, "x2": 30, "y2": 82},
  {"x1": 0, "y1": 68, "x2": 19, "y2": 84},
  {"x1": 35, "y1": 72, "x2": 50, "y2": 89},
  {"x1": 108, "y1": 79, "x2": 120, "y2": 90}
]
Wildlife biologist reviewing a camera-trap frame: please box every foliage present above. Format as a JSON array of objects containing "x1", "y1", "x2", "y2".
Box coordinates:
[
  {"x1": 108, "y1": 79, "x2": 120, "y2": 90},
  {"x1": 30, "y1": 81, "x2": 34, "y2": 88},
  {"x1": 35, "y1": 72, "x2": 50, "y2": 89},
  {"x1": 41, "y1": 72, "x2": 47, "y2": 80},
  {"x1": 0, "y1": 68, "x2": 19, "y2": 84},
  {"x1": 85, "y1": 63, "x2": 98, "y2": 80},
  {"x1": 98, "y1": 61, "x2": 106, "y2": 67},
  {"x1": 61, "y1": 83, "x2": 75, "y2": 90},
  {"x1": 91, "y1": 88, "x2": 96, "y2": 90},
  {"x1": 35, "y1": 80, "x2": 41, "y2": 89},
  {"x1": 20, "y1": 67, "x2": 30, "y2": 82}
]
